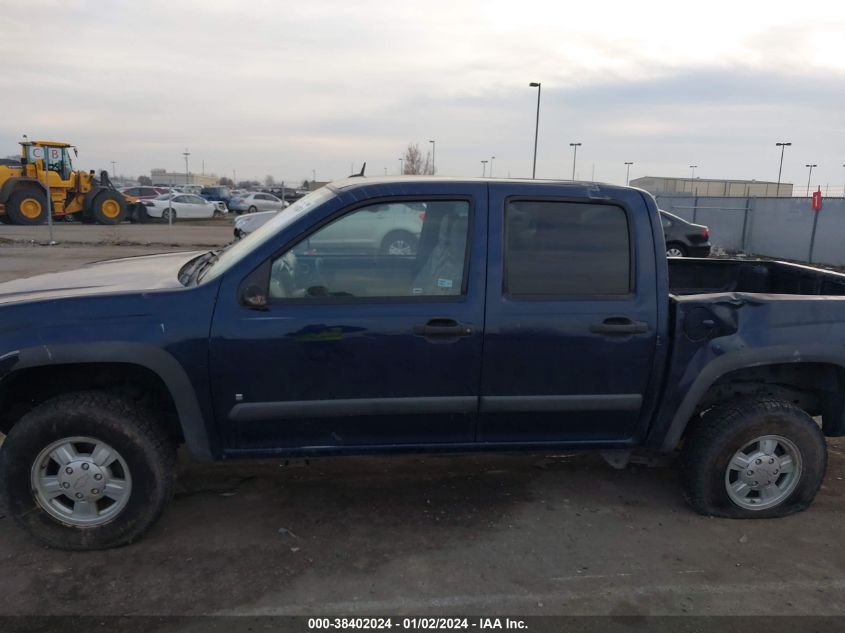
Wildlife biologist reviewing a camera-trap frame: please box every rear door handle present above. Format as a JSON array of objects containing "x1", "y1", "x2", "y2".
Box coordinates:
[
  {"x1": 590, "y1": 317, "x2": 648, "y2": 335},
  {"x1": 413, "y1": 318, "x2": 474, "y2": 337}
]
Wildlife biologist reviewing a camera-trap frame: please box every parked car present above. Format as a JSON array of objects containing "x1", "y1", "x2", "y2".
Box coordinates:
[
  {"x1": 200, "y1": 186, "x2": 233, "y2": 204},
  {"x1": 660, "y1": 210, "x2": 711, "y2": 257},
  {"x1": 140, "y1": 193, "x2": 217, "y2": 220},
  {"x1": 228, "y1": 192, "x2": 288, "y2": 214},
  {"x1": 2, "y1": 178, "x2": 845, "y2": 550},
  {"x1": 119, "y1": 186, "x2": 162, "y2": 200},
  {"x1": 233, "y1": 209, "x2": 276, "y2": 238}
]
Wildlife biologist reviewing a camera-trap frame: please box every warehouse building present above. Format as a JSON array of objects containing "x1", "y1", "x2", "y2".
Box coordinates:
[
  {"x1": 150, "y1": 168, "x2": 218, "y2": 187},
  {"x1": 630, "y1": 176, "x2": 793, "y2": 197}
]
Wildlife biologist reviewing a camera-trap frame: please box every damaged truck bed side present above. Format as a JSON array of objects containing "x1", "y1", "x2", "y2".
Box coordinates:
[{"x1": 1, "y1": 177, "x2": 844, "y2": 550}]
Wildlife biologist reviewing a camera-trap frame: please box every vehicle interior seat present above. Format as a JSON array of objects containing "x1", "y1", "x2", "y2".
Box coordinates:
[{"x1": 410, "y1": 213, "x2": 467, "y2": 296}]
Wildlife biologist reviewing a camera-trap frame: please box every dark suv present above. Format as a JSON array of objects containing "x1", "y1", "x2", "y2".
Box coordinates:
[
  {"x1": 660, "y1": 210, "x2": 711, "y2": 257},
  {"x1": 200, "y1": 186, "x2": 232, "y2": 203}
]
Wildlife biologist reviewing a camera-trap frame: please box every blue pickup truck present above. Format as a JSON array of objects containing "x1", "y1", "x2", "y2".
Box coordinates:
[{"x1": 1, "y1": 177, "x2": 844, "y2": 549}]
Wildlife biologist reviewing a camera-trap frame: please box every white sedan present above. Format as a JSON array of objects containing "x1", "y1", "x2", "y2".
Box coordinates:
[
  {"x1": 228, "y1": 192, "x2": 289, "y2": 214},
  {"x1": 141, "y1": 194, "x2": 217, "y2": 220},
  {"x1": 234, "y1": 210, "x2": 277, "y2": 238}
]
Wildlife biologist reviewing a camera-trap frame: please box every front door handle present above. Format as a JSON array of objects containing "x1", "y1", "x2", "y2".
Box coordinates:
[
  {"x1": 590, "y1": 317, "x2": 648, "y2": 335},
  {"x1": 413, "y1": 318, "x2": 474, "y2": 337}
]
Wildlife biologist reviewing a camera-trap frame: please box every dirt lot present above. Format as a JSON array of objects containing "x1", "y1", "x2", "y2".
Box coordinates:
[{"x1": 1, "y1": 228, "x2": 845, "y2": 617}]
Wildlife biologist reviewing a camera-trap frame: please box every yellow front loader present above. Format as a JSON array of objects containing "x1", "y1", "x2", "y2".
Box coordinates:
[{"x1": 0, "y1": 141, "x2": 128, "y2": 225}]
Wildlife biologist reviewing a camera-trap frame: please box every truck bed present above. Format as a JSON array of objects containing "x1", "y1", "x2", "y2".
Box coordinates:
[{"x1": 668, "y1": 258, "x2": 845, "y2": 297}]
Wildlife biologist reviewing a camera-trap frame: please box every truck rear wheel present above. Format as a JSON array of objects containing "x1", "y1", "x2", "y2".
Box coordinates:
[
  {"x1": 681, "y1": 398, "x2": 826, "y2": 518},
  {"x1": 0, "y1": 392, "x2": 176, "y2": 550},
  {"x1": 6, "y1": 189, "x2": 48, "y2": 225},
  {"x1": 90, "y1": 190, "x2": 128, "y2": 225}
]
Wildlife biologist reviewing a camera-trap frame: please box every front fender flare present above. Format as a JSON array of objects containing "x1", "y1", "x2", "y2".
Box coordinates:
[{"x1": 7, "y1": 342, "x2": 213, "y2": 459}]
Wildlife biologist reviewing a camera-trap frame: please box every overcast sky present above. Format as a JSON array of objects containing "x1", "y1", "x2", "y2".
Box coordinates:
[{"x1": 2, "y1": 0, "x2": 844, "y2": 191}]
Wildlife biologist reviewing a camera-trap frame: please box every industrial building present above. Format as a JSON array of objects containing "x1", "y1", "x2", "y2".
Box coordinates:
[
  {"x1": 150, "y1": 168, "x2": 218, "y2": 187},
  {"x1": 630, "y1": 176, "x2": 793, "y2": 197}
]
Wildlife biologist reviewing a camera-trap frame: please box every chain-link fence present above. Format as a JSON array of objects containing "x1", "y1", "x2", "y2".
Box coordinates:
[{"x1": 654, "y1": 195, "x2": 845, "y2": 267}]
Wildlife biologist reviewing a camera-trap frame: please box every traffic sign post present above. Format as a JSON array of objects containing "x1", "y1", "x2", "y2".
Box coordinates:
[{"x1": 809, "y1": 187, "x2": 822, "y2": 263}]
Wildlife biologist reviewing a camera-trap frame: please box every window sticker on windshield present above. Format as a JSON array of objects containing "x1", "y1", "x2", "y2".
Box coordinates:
[
  {"x1": 411, "y1": 287, "x2": 423, "y2": 295},
  {"x1": 437, "y1": 278, "x2": 453, "y2": 289}
]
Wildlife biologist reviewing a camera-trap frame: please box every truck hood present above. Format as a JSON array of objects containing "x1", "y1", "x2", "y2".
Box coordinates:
[{"x1": 0, "y1": 251, "x2": 204, "y2": 305}]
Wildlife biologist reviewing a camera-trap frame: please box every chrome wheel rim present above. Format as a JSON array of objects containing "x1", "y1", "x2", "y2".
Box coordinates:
[
  {"x1": 31, "y1": 436, "x2": 132, "y2": 527},
  {"x1": 724, "y1": 434, "x2": 802, "y2": 511},
  {"x1": 666, "y1": 247, "x2": 684, "y2": 257},
  {"x1": 387, "y1": 239, "x2": 413, "y2": 256}
]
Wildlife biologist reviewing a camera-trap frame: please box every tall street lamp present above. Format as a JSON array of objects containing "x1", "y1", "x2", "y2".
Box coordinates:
[
  {"x1": 183, "y1": 149, "x2": 191, "y2": 184},
  {"x1": 569, "y1": 143, "x2": 582, "y2": 180},
  {"x1": 806, "y1": 164, "x2": 817, "y2": 196},
  {"x1": 490, "y1": 156, "x2": 495, "y2": 178},
  {"x1": 689, "y1": 165, "x2": 698, "y2": 195},
  {"x1": 429, "y1": 140, "x2": 436, "y2": 174},
  {"x1": 624, "y1": 161, "x2": 633, "y2": 186},
  {"x1": 111, "y1": 161, "x2": 117, "y2": 179},
  {"x1": 481, "y1": 160, "x2": 488, "y2": 177},
  {"x1": 775, "y1": 142, "x2": 791, "y2": 196},
  {"x1": 529, "y1": 82, "x2": 541, "y2": 178},
  {"x1": 398, "y1": 158, "x2": 404, "y2": 175}
]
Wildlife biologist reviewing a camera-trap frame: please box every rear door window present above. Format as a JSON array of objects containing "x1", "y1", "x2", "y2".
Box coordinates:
[{"x1": 504, "y1": 200, "x2": 631, "y2": 297}]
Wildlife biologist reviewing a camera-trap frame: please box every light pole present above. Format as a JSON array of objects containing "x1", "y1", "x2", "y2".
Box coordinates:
[
  {"x1": 689, "y1": 165, "x2": 698, "y2": 195},
  {"x1": 529, "y1": 82, "x2": 541, "y2": 178},
  {"x1": 806, "y1": 164, "x2": 817, "y2": 196},
  {"x1": 775, "y1": 142, "x2": 791, "y2": 196},
  {"x1": 481, "y1": 160, "x2": 488, "y2": 177},
  {"x1": 429, "y1": 140, "x2": 436, "y2": 174},
  {"x1": 569, "y1": 143, "x2": 581, "y2": 180},
  {"x1": 182, "y1": 149, "x2": 190, "y2": 184},
  {"x1": 111, "y1": 161, "x2": 117, "y2": 179},
  {"x1": 490, "y1": 156, "x2": 495, "y2": 178},
  {"x1": 624, "y1": 161, "x2": 633, "y2": 186},
  {"x1": 398, "y1": 158, "x2": 403, "y2": 175}
]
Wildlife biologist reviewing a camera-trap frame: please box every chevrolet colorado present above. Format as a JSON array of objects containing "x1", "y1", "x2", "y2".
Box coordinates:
[{"x1": 1, "y1": 177, "x2": 843, "y2": 549}]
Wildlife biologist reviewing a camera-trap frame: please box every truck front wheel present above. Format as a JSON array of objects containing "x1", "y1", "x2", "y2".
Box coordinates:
[
  {"x1": 0, "y1": 392, "x2": 176, "y2": 550},
  {"x1": 681, "y1": 398, "x2": 826, "y2": 518},
  {"x1": 90, "y1": 190, "x2": 128, "y2": 225}
]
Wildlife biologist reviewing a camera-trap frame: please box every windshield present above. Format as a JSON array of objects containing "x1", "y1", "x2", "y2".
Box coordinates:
[{"x1": 200, "y1": 187, "x2": 336, "y2": 282}]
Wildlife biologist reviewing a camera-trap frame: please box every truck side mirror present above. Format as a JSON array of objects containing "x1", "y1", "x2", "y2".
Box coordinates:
[
  {"x1": 242, "y1": 284, "x2": 268, "y2": 309},
  {"x1": 239, "y1": 259, "x2": 271, "y2": 309}
]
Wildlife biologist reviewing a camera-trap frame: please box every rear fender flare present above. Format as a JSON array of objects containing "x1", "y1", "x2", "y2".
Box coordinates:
[
  {"x1": 0, "y1": 178, "x2": 48, "y2": 205},
  {"x1": 659, "y1": 345, "x2": 845, "y2": 451}
]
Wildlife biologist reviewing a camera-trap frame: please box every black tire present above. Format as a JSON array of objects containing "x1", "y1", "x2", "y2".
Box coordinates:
[
  {"x1": 248, "y1": 205, "x2": 258, "y2": 214},
  {"x1": 380, "y1": 230, "x2": 418, "y2": 256},
  {"x1": 666, "y1": 242, "x2": 687, "y2": 257},
  {"x1": 90, "y1": 190, "x2": 128, "y2": 225},
  {"x1": 0, "y1": 213, "x2": 10, "y2": 224},
  {"x1": 0, "y1": 392, "x2": 176, "y2": 550},
  {"x1": 6, "y1": 189, "x2": 48, "y2": 225},
  {"x1": 681, "y1": 398, "x2": 827, "y2": 519},
  {"x1": 162, "y1": 208, "x2": 177, "y2": 222}
]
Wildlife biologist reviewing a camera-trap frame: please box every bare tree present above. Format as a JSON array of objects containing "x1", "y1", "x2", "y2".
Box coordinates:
[
  {"x1": 402, "y1": 143, "x2": 434, "y2": 175},
  {"x1": 264, "y1": 174, "x2": 275, "y2": 187},
  {"x1": 138, "y1": 175, "x2": 152, "y2": 186}
]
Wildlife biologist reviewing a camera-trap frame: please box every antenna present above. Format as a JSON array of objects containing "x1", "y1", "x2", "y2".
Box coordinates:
[{"x1": 350, "y1": 162, "x2": 367, "y2": 178}]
